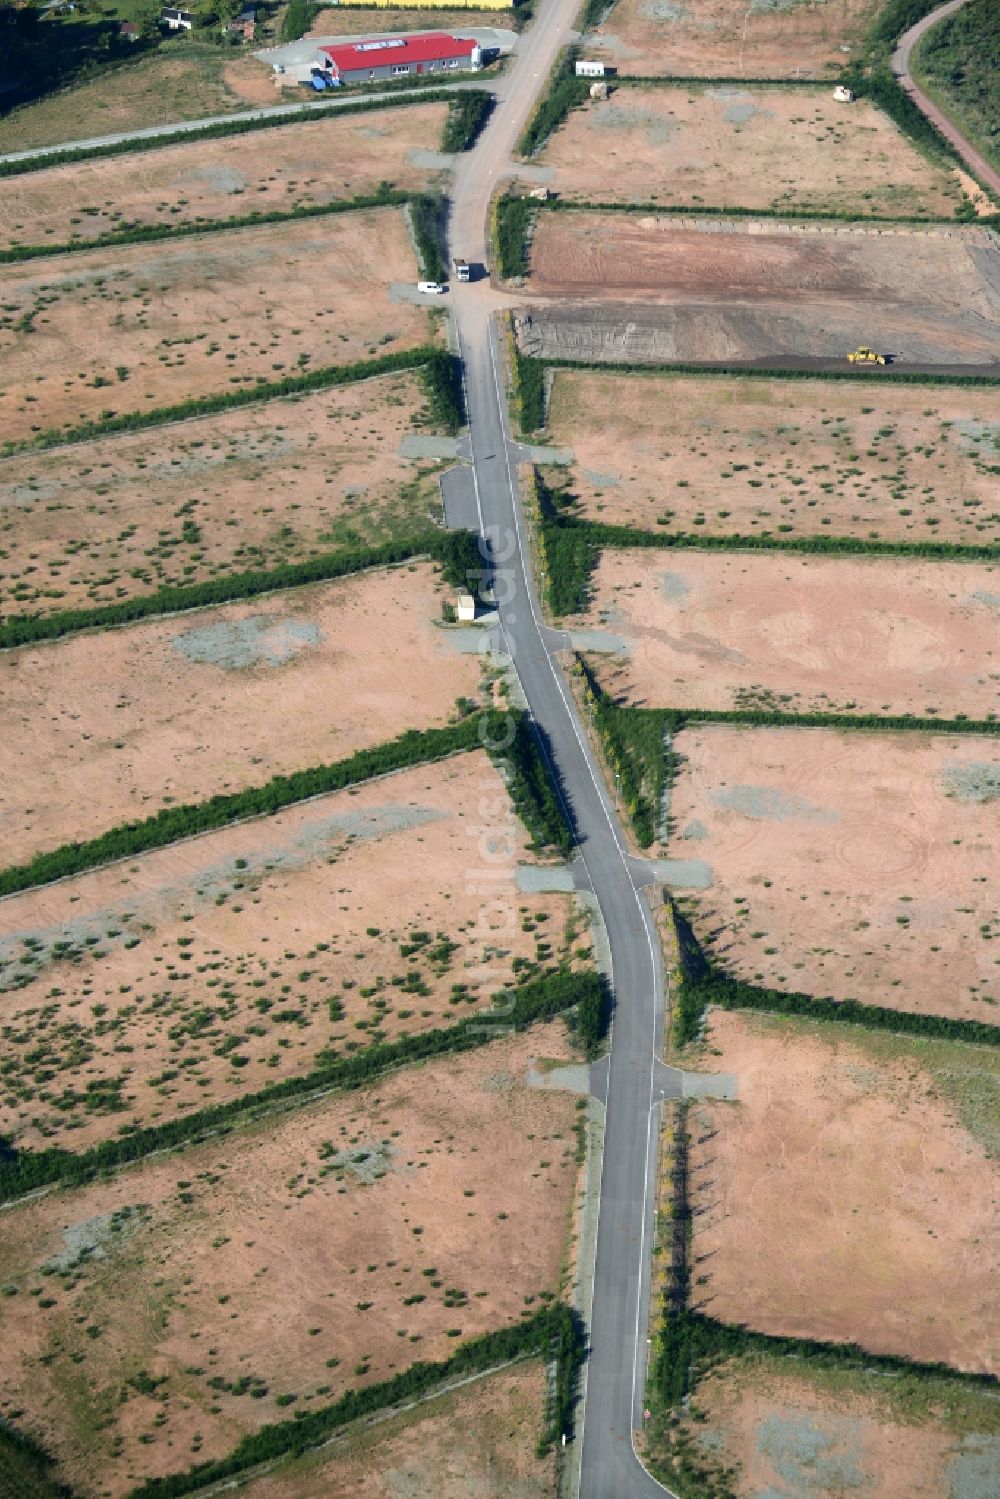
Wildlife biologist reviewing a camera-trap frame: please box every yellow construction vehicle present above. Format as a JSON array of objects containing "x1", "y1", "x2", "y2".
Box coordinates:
[{"x1": 847, "y1": 346, "x2": 887, "y2": 365}]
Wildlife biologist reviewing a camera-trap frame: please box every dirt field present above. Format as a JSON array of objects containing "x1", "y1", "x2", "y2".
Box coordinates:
[
  {"x1": 651, "y1": 1353, "x2": 1000, "y2": 1499},
  {"x1": 239, "y1": 1362, "x2": 555, "y2": 1499},
  {"x1": 547, "y1": 369, "x2": 1000, "y2": 546},
  {"x1": 0, "y1": 750, "x2": 591, "y2": 1150},
  {"x1": 586, "y1": 0, "x2": 882, "y2": 79},
  {"x1": 520, "y1": 214, "x2": 1000, "y2": 368},
  {"x1": 306, "y1": 8, "x2": 510, "y2": 38},
  {"x1": 684, "y1": 1009, "x2": 1000, "y2": 1371},
  {"x1": 1, "y1": 563, "x2": 481, "y2": 864},
  {"x1": 0, "y1": 371, "x2": 446, "y2": 618},
  {"x1": 0, "y1": 54, "x2": 279, "y2": 155},
  {"x1": 668, "y1": 724, "x2": 999, "y2": 1023},
  {"x1": 0, "y1": 104, "x2": 450, "y2": 250},
  {"x1": 0, "y1": 1025, "x2": 581, "y2": 1497},
  {"x1": 542, "y1": 87, "x2": 967, "y2": 217},
  {"x1": 0, "y1": 210, "x2": 428, "y2": 445},
  {"x1": 579, "y1": 548, "x2": 1000, "y2": 717}
]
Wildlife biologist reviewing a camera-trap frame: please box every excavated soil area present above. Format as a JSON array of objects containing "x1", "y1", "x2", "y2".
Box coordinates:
[
  {"x1": 1, "y1": 563, "x2": 480, "y2": 864},
  {"x1": 239, "y1": 1362, "x2": 555, "y2": 1499},
  {"x1": 0, "y1": 103, "x2": 450, "y2": 249},
  {"x1": 0, "y1": 750, "x2": 591, "y2": 1150},
  {"x1": 0, "y1": 210, "x2": 427, "y2": 445},
  {"x1": 580, "y1": 548, "x2": 1000, "y2": 718},
  {"x1": 685, "y1": 1009, "x2": 1000, "y2": 1372},
  {"x1": 659, "y1": 1355, "x2": 1000, "y2": 1499},
  {"x1": 542, "y1": 87, "x2": 966, "y2": 218},
  {"x1": 0, "y1": 1026, "x2": 581, "y2": 1498},
  {"x1": 519, "y1": 215, "x2": 1000, "y2": 369},
  {"x1": 668, "y1": 724, "x2": 1000, "y2": 1023},
  {"x1": 586, "y1": 0, "x2": 882, "y2": 79},
  {"x1": 546, "y1": 368, "x2": 1000, "y2": 546},
  {"x1": 0, "y1": 371, "x2": 443, "y2": 617}
]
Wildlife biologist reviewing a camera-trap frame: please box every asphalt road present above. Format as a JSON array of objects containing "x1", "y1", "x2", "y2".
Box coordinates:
[
  {"x1": 446, "y1": 2, "x2": 676, "y2": 1491},
  {"x1": 892, "y1": 0, "x2": 1000, "y2": 197}
]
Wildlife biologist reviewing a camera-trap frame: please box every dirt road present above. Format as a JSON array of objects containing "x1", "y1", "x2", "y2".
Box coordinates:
[{"x1": 892, "y1": 0, "x2": 1000, "y2": 197}]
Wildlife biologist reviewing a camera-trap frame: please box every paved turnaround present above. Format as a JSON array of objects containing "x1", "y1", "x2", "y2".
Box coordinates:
[{"x1": 446, "y1": 4, "x2": 676, "y2": 1493}]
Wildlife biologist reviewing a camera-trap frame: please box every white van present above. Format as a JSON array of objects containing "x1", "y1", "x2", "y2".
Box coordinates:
[{"x1": 417, "y1": 281, "x2": 446, "y2": 295}]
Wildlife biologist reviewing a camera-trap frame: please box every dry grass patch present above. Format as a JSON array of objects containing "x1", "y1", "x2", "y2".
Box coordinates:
[
  {"x1": 1, "y1": 563, "x2": 481, "y2": 863},
  {"x1": 0, "y1": 103, "x2": 450, "y2": 251},
  {"x1": 668, "y1": 724, "x2": 999, "y2": 1023},
  {"x1": 0, "y1": 1024, "x2": 582, "y2": 1498},
  {"x1": 0, "y1": 210, "x2": 428, "y2": 446},
  {"x1": 658, "y1": 1353, "x2": 1000, "y2": 1499},
  {"x1": 548, "y1": 369, "x2": 1000, "y2": 547},
  {"x1": 0, "y1": 53, "x2": 276, "y2": 156},
  {"x1": 586, "y1": 0, "x2": 881, "y2": 80},
  {"x1": 684, "y1": 1008, "x2": 1000, "y2": 1371},
  {"x1": 0, "y1": 371, "x2": 445, "y2": 618},
  {"x1": 543, "y1": 86, "x2": 968, "y2": 217},
  {"x1": 580, "y1": 549, "x2": 1000, "y2": 717},
  {"x1": 306, "y1": 8, "x2": 510, "y2": 37},
  {"x1": 0, "y1": 750, "x2": 592, "y2": 1151},
  {"x1": 238, "y1": 1361, "x2": 555, "y2": 1499}
]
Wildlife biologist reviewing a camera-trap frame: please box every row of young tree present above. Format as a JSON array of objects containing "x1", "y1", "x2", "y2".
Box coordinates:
[{"x1": 0, "y1": 965, "x2": 603, "y2": 1204}]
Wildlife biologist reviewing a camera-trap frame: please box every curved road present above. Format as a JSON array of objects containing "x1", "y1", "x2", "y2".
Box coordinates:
[
  {"x1": 448, "y1": 6, "x2": 676, "y2": 1496},
  {"x1": 892, "y1": 0, "x2": 1000, "y2": 197}
]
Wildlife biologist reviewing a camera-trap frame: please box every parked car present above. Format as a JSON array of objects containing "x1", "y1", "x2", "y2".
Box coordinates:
[{"x1": 417, "y1": 281, "x2": 447, "y2": 295}]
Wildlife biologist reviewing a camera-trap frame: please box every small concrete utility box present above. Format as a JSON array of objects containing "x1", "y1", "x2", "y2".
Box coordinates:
[
  {"x1": 575, "y1": 59, "x2": 606, "y2": 77},
  {"x1": 590, "y1": 80, "x2": 609, "y2": 99},
  {"x1": 833, "y1": 85, "x2": 855, "y2": 102},
  {"x1": 456, "y1": 593, "x2": 477, "y2": 622}
]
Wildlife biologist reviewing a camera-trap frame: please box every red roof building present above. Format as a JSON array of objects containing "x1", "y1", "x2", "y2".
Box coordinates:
[{"x1": 317, "y1": 33, "x2": 478, "y2": 85}]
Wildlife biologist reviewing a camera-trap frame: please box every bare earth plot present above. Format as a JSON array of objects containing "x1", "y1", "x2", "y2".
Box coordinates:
[
  {"x1": 0, "y1": 371, "x2": 445, "y2": 617},
  {"x1": 579, "y1": 548, "x2": 1000, "y2": 717},
  {"x1": 0, "y1": 750, "x2": 591, "y2": 1151},
  {"x1": 0, "y1": 1025, "x2": 581, "y2": 1498},
  {"x1": 546, "y1": 369, "x2": 1000, "y2": 546},
  {"x1": 238, "y1": 1362, "x2": 554, "y2": 1499},
  {"x1": 542, "y1": 87, "x2": 967, "y2": 217},
  {"x1": 0, "y1": 103, "x2": 450, "y2": 250},
  {"x1": 685, "y1": 1009, "x2": 1000, "y2": 1372},
  {"x1": 305, "y1": 8, "x2": 509, "y2": 38},
  {"x1": 586, "y1": 0, "x2": 881, "y2": 79},
  {"x1": 668, "y1": 725, "x2": 999, "y2": 1023},
  {"x1": 0, "y1": 563, "x2": 480, "y2": 863},
  {"x1": 0, "y1": 210, "x2": 428, "y2": 445},
  {"x1": 519, "y1": 215, "x2": 1000, "y2": 368},
  {"x1": 659, "y1": 1355, "x2": 1000, "y2": 1499},
  {"x1": 0, "y1": 55, "x2": 277, "y2": 155}
]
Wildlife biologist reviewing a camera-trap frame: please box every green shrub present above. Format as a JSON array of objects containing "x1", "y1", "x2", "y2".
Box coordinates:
[
  {"x1": 441, "y1": 92, "x2": 495, "y2": 152},
  {"x1": 518, "y1": 47, "x2": 590, "y2": 156},
  {"x1": 495, "y1": 194, "x2": 536, "y2": 279},
  {"x1": 282, "y1": 0, "x2": 316, "y2": 42},
  {"x1": 409, "y1": 194, "x2": 447, "y2": 283}
]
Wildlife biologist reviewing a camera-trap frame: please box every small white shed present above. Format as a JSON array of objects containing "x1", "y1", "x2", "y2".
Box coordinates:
[
  {"x1": 575, "y1": 59, "x2": 606, "y2": 78},
  {"x1": 456, "y1": 593, "x2": 477, "y2": 622},
  {"x1": 833, "y1": 85, "x2": 855, "y2": 103}
]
